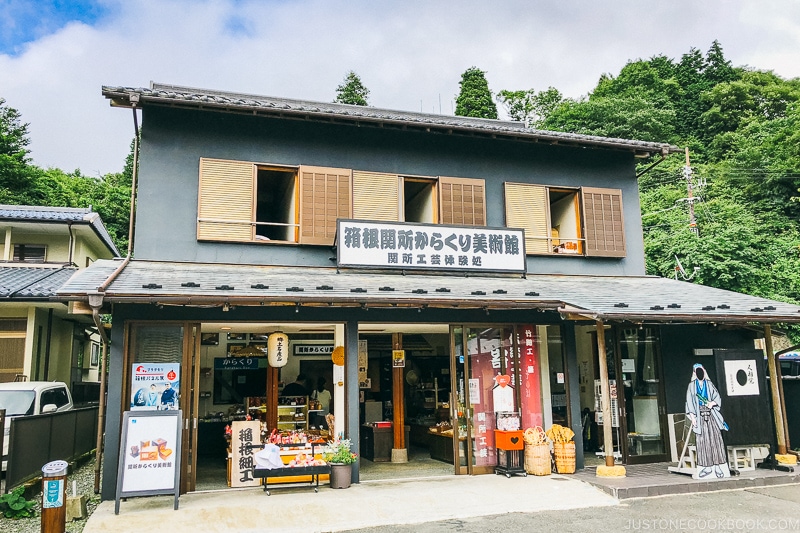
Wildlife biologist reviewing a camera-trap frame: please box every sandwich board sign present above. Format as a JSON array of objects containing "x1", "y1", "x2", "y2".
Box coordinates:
[{"x1": 115, "y1": 410, "x2": 182, "y2": 514}]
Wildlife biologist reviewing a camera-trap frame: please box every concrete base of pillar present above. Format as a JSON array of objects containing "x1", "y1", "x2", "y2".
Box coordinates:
[
  {"x1": 391, "y1": 448, "x2": 408, "y2": 463},
  {"x1": 776, "y1": 453, "x2": 798, "y2": 465},
  {"x1": 66, "y1": 495, "x2": 88, "y2": 521},
  {"x1": 596, "y1": 465, "x2": 626, "y2": 477}
]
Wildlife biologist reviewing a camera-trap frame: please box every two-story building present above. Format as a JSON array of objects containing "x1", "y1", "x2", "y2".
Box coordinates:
[
  {"x1": 0, "y1": 205, "x2": 119, "y2": 386},
  {"x1": 60, "y1": 83, "x2": 798, "y2": 499}
]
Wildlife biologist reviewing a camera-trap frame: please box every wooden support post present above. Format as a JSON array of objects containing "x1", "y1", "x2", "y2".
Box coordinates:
[
  {"x1": 392, "y1": 333, "x2": 407, "y2": 462},
  {"x1": 595, "y1": 320, "x2": 616, "y2": 468},
  {"x1": 764, "y1": 325, "x2": 788, "y2": 455},
  {"x1": 266, "y1": 366, "x2": 278, "y2": 431}
]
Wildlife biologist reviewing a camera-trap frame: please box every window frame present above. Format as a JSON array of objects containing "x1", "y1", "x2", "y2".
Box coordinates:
[
  {"x1": 12, "y1": 244, "x2": 47, "y2": 263},
  {"x1": 504, "y1": 182, "x2": 625, "y2": 258}
]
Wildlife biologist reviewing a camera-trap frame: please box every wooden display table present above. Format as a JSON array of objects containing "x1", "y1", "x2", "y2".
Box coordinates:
[{"x1": 252, "y1": 464, "x2": 331, "y2": 495}]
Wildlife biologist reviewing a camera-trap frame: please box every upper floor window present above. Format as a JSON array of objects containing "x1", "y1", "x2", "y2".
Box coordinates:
[
  {"x1": 351, "y1": 170, "x2": 485, "y2": 227},
  {"x1": 13, "y1": 244, "x2": 46, "y2": 263},
  {"x1": 198, "y1": 158, "x2": 486, "y2": 246},
  {"x1": 504, "y1": 183, "x2": 625, "y2": 257}
]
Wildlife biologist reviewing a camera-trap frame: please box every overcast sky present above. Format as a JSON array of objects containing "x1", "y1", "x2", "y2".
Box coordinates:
[{"x1": 1, "y1": 0, "x2": 799, "y2": 177}]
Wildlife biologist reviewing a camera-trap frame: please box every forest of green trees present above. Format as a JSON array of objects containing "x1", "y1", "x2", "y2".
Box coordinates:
[{"x1": 3, "y1": 42, "x2": 799, "y2": 320}]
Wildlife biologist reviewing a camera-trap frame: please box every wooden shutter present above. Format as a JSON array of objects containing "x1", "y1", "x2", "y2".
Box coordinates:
[
  {"x1": 504, "y1": 183, "x2": 550, "y2": 254},
  {"x1": 438, "y1": 177, "x2": 485, "y2": 226},
  {"x1": 197, "y1": 158, "x2": 255, "y2": 242},
  {"x1": 298, "y1": 165, "x2": 352, "y2": 245},
  {"x1": 352, "y1": 171, "x2": 400, "y2": 221},
  {"x1": 581, "y1": 187, "x2": 626, "y2": 257}
]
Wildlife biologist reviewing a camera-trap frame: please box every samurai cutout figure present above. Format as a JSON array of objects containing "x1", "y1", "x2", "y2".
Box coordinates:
[{"x1": 686, "y1": 363, "x2": 731, "y2": 479}]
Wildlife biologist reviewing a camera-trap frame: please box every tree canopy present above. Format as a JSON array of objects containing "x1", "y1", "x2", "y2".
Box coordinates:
[
  {"x1": 334, "y1": 71, "x2": 370, "y2": 106},
  {"x1": 0, "y1": 98, "x2": 133, "y2": 253},
  {"x1": 455, "y1": 67, "x2": 497, "y2": 119}
]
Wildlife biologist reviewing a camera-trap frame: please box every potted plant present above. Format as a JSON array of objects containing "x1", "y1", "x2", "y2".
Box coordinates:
[{"x1": 323, "y1": 438, "x2": 357, "y2": 489}]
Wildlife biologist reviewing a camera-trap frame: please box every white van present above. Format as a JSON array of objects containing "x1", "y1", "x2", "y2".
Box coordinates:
[{"x1": 0, "y1": 381, "x2": 74, "y2": 469}]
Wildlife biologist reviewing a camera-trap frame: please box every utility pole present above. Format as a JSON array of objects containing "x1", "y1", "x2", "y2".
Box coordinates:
[{"x1": 684, "y1": 147, "x2": 698, "y2": 235}]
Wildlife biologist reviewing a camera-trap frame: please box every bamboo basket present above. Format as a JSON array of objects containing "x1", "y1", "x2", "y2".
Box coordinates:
[
  {"x1": 553, "y1": 441, "x2": 576, "y2": 474},
  {"x1": 524, "y1": 443, "x2": 551, "y2": 476}
]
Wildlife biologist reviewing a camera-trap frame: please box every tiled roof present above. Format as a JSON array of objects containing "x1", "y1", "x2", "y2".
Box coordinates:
[
  {"x1": 58, "y1": 259, "x2": 800, "y2": 324},
  {"x1": 0, "y1": 266, "x2": 78, "y2": 299},
  {"x1": 0, "y1": 205, "x2": 120, "y2": 256},
  {"x1": 101, "y1": 83, "x2": 681, "y2": 157}
]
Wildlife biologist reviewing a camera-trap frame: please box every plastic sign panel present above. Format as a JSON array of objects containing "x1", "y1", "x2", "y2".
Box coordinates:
[
  {"x1": 130, "y1": 363, "x2": 180, "y2": 411},
  {"x1": 723, "y1": 359, "x2": 759, "y2": 396},
  {"x1": 115, "y1": 410, "x2": 181, "y2": 514},
  {"x1": 392, "y1": 349, "x2": 406, "y2": 368},
  {"x1": 337, "y1": 219, "x2": 526, "y2": 273}
]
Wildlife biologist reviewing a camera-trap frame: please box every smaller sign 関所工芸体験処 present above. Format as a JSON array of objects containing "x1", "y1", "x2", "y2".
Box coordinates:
[{"x1": 336, "y1": 220, "x2": 526, "y2": 273}]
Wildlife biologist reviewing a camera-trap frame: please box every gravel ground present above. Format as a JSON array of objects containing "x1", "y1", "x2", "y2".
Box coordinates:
[{"x1": 0, "y1": 457, "x2": 102, "y2": 533}]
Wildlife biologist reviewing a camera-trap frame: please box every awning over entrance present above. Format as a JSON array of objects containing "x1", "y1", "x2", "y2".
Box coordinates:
[{"x1": 58, "y1": 259, "x2": 800, "y2": 324}]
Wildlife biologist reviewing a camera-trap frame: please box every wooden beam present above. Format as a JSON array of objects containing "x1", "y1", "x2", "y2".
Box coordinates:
[
  {"x1": 764, "y1": 325, "x2": 787, "y2": 454},
  {"x1": 392, "y1": 333, "x2": 405, "y2": 449},
  {"x1": 266, "y1": 366, "x2": 278, "y2": 431},
  {"x1": 595, "y1": 320, "x2": 615, "y2": 467}
]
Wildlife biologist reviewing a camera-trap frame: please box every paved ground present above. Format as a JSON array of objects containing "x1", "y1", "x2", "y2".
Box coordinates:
[
  {"x1": 77, "y1": 459, "x2": 800, "y2": 533},
  {"x1": 344, "y1": 484, "x2": 800, "y2": 533},
  {"x1": 85, "y1": 473, "x2": 618, "y2": 533}
]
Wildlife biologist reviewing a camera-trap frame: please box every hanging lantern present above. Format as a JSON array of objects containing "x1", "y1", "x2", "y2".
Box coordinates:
[
  {"x1": 267, "y1": 332, "x2": 289, "y2": 367},
  {"x1": 331, "y1": 346, "x2": 345, "y2": 366}
]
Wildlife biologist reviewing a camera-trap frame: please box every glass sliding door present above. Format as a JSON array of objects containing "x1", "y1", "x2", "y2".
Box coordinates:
[
  {"x1": 618, "y1": 327, "x2": 668, "y2": 463},
  {"x1": 126, "y1": 322, "x2": 200, "y2": 492}
]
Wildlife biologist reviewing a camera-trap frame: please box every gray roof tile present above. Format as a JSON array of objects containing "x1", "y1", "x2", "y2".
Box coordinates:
[
  {"x1": 0, "y1": 204, "x2": 120, "y2": 256},
  {"x1": 101, "y1": 83, "x2": 681, "y2": 156},
  {"x1": 58, "y1": 260, "x2": 800, "y2": 323},
  {"x1": 0, "y1": 266, "x2": 78, "y2": 299}
]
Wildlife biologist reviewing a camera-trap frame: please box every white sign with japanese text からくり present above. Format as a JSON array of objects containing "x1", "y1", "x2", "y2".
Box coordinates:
[{"x1": 337, "y1": 220, "x2": 526, "y2": 273}]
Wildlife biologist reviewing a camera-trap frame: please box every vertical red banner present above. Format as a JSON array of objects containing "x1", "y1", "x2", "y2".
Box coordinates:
[{"x1": 518, "y1": 325, "x2": 543, "y2": 430}]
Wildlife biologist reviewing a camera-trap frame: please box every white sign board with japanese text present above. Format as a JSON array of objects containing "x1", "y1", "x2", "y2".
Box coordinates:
[
  {"x1": 337, "y1": 220, "x2": 526, "y2": 273},
  {"x1": 115, "y1": 410, "x2": 181, "y2": 514},
  {"x1": 231, "y1": 421, "x2": 262, "y2": 488},
  {"x1": 723, "y1": 359, "x2": 760, "y2": 396}
]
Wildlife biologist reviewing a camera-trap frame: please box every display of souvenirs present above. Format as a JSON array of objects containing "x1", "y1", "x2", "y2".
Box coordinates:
[{"x1": 496, "y1": 412, "x2": 521, "y2": 431}]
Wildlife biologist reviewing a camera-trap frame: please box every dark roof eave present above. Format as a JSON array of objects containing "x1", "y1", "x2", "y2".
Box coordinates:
[
  {"x1": 102, "y1": 86, "x2": 681, "y2": 156},
  {"x1": 60, "y1": 292, "x2": 564, "y2": 310},
  {"x1": 591, "y1": 311, "x2": 800, "y2": 324}
]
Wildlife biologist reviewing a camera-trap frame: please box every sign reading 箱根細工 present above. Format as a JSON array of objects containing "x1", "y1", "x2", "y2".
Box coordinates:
[{"x1": 336, "y1": 220, "x2": 526, "y2": 273}]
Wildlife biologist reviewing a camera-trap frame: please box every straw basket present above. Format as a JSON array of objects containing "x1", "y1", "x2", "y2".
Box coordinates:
[
  {"x1": 553, "y1": 442, "x2": 576, "y2": 474},
  {"x1": 524, "y1": 443, "x2": 551, "y2": 476}
]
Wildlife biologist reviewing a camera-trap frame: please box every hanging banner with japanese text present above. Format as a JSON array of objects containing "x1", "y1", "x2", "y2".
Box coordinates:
[{"x1": 337, "y1": 220, "x2": 526, "y2": 273}]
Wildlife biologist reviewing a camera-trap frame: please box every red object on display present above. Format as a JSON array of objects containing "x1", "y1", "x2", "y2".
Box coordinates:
[
  {"x1": 494, "y1": 430, "x2": 524, "y2": 451},
  {"x1": 518, "y1": 325, "x2": 543, "y2": 431}
]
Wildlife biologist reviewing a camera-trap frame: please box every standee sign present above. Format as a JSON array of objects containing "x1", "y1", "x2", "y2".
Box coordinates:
[{"x1": 337, "y1": 220, "x2": 526, "y2": 274}]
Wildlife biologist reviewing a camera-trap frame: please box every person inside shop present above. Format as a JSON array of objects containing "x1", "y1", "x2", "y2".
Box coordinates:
[
  {"x1": 310, "y1": 377, "x2": 332, "y2": 429},
  {"x1": 281, "y1": 373, "x2": 309, "y2": 397}
]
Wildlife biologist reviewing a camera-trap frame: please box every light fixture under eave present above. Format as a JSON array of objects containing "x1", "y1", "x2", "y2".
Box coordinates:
[
  {"x1": 220, "y1": 326, "x2": 232, "y2": 331},
  {"x1": 222, "y1": 303, "x2": 230, "y2": 312},
  {"x1": 295, "y1": 303, "x2": 301, "y2": 313}
]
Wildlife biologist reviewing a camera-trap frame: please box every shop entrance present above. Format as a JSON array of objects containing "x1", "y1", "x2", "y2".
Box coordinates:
[
  {"x1": 450, "y1": 325, "x2": 550, "y2": 475},
  {"x1": 574, "y1": 325, "x2": 669, "y2": 465},
  {"x1": 357, "y1": 324, "x2": 454, "y2": 481}
]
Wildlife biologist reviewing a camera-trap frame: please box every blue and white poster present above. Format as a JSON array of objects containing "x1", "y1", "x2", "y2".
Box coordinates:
[{"x1": 130, "y1": 363, "x2": 181, "y2": 411}]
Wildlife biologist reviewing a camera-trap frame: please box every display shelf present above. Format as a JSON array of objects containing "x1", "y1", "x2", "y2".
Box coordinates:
[
  {"x1": 277, "y1": 398, "x2": 308, "y2": 430},
  {"x1": 251, "y1": 442, "x2": 329, "y2": 495}
]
